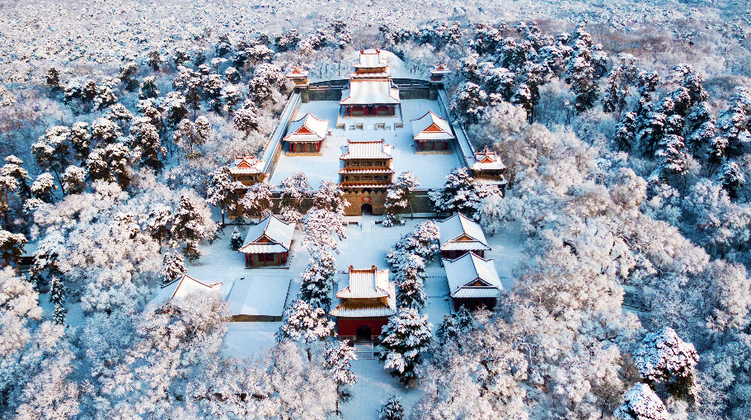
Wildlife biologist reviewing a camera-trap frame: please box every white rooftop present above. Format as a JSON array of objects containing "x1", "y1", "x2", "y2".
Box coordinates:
[
  {"x1": 149, "y1": 274, "x2": 226, "y2": 305},
  {"x1": 230, "y1": 154, "x2": 265, "y2": 175},
  {"x1": 411, "y1": 110, "x2": 455, "y2": 141},
  {"x1": 340, "y1": 80, "x2": 400, "y2": 106},
  {"x1": 284, "y1": 113, "x2": 328, "y2": 143},
  {"x1": 437, "y1": 213, "x2": 490, "y2": 252},
  {"x1": 472, "y1": 147, "x2": 506, "y2": 171},
  {"x1": 340, "y1": 139, "x2": 393, "y2": 160},
  {"x1": 238, "y1": 215, "x2": 295, "y2": 254},
  {"x1": 226, "y1": 276, "x2": 291, "y2": 318},
  {"x1": 444, "y1": 253, "x2": 503, "y2": 299},
  {"x1": 336, "y1": 265, "x2": 391, "y2": 299}
]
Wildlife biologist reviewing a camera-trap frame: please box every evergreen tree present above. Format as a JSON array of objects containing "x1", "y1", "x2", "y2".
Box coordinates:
[
  {"x1": 139, "y1": 76, "x2": 160, "y2": 99},
  {"x1": 312, "y1": 180, "x2": 348, "y2": 214},
  {"x1": 279, "y1": 172, "x2": 311, "y2": 225},
  {"x1": 685, "y1": 101, "x2": 715, "y2": 159},
  {"x1": 435, "y1": 306, "x2": 475, "y2": 346},
  {"x1": 655, "y1": 134, "x2": 689, "y2": 184},
  {"x1": 276, "y1": 299, "x2": 335, "y2": 346},
  {"x1": 172, "y1": 194, "x2": 209, "y2": 262},
  {"x1": 45, "y1": 67, "x2": 61, "y2": 90},
  {"x1": 719, "y1": 160, "x2": 745, "y2": 199},
  {"x1": 162, "y1": 250, "x2": 185, "y2": 285},
  {"x1": 48, "y1": 276, "x2": 66, "y2": 325},
  {"x1": 383, "y1": 172, "x2": 420, "y2": 227},
  {"x1": 233, "y1": 105, "x2": 259, "y2": 137},
  {"x1": 0, "y1": 229, "x2": 27, "y2": 267},
  {"x1": 206, "y1": 166, "x2": 243, "y2": 225},
  {"x1": 614, "y1": 383, "x2": 669, "y2": 420},
  {"x1": 119, "y1": 62, "x2": 139, "y2": 92},
  {"x1": 634, "y1": 327, "x2": 700, "y2": 402},
  {"x1": 299, "y1": 250, "x2": 337, "y2": 311},
  {"x1": 147, "y1": 50, "x2": 163, "y2": 72},
  {"x1": 240, "y1": 180, "x2": 274, "y2": 219},
  {"x1": 229, "y1": 227, "x2": 243, "y2": 250},
  {"x1": 60, "y1": 166, "x2": 86, "y2": 196},
  {"x1": 70, "y1": 122, "x2": 91, "y2": 163},
  {"x1": 379, "y1": 395, "x2": 405, "y2": 420},
  {"x1": 129, "y1": 117, "x2": 166, "y2": 172},
  {"x1": 323, "y1": 340, "x2": 358, "y2": 415},
  {"x1": 450, "y1": 82, "x2": 488, "y2": 124},
  {"x1": 378, "y1": 308, "x2": 432, "y2": 384},
  {"x1": 395, "y1": 254, "x2": 427, "y2": 310}
]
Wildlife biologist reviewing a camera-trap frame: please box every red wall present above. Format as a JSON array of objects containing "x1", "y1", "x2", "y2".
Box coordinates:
[{"x1": 337, "y1": 317, "x2": 389, "y2": 337}]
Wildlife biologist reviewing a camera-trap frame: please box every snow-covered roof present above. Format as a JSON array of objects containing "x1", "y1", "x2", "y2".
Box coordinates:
[
  {"x1": 331, "y1": 266, "x2": 396, "y2": 318},
  {"x1": 286, "y1": 65, "x2": 308, "y2": 79},
  {"x1": 471, "y1": 147, "x2": 506, "y2": 171},
  {"x1": 238, "y1": 215, "x2": 295, "y2": 254},
  {"x1": 283, "y1": 113, "x2": 328, "y2": 143},
  {"x1": 340, "y1": 140, "x2": 393, "y2": 160},
  {"x1": 339, "y1": 80, "x2": 400, "y2": 105},
  {"x1": 226, "y1": 276, "x2": 291, "y2": 318},
  {"x1": 411, "y1": 110, "x2": 455, "y2": 142},
  {"x1": 338, "y1": 168, "x2": 395, "y2": 175},
  {"x1": 229, "y1": 153, "x2": 265, "y2": 175},
  {"x1": 437, "y1": 213, "x2": 490, "y2": 252},
  {"x1": 329, "y1": 298, "x2": 397, "y2": 318},
  {"x1": 444, "y1": 253, "x2": 503, "y2": 299},
  {"x1": 431, "y1": 63, "x2": 451, "y2": 75},
  {"x1": 150, "y1": 274, "x2": 223, "y2": 304},
  {"x1": 336, "y1": 265, "x2": 391, "y2": 299},
  {"x1": 353, "y1": 49, "x2": 387, "y2": 69}
]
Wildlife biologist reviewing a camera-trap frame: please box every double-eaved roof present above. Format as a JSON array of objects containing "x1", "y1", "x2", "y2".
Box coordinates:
[
  {"x1": 229, "y1": 153, "x2": 265, "y2": 175},
  {"x1": 238, "y1": 215, "x2": 295, "y2": 255},
  {"x1": 340, "y1": 79, "x2": 400, "y2": 105},
  {"x1": 444, "y1": 252, "x2": 503, "y2": 299},
  {"x1": 283, "y1": 113, "x2": 328, "y2": 143},
  {"x1": 437, "y1": 213, "x2": 491, "y2": 253},
  {"x1": 340, "y1": 139, "x2": 393, "y2": 160},
  {"x1": 330, "y1": 265, "x2": 396, "y2": 318},
  {"x1": 411, "y1": 110, "x2": 455, "y2": 142}
]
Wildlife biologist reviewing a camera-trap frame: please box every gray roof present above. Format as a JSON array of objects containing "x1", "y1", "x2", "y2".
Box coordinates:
[
  {"x1": 437, "y1": 213, "x2": 490, "y2": 252},
  {"x1": 238, "y1": 215, "x2": 295, "y2": 254},
  {"x1": 444, "y1": 253, "x2": 503, "y2": 299}
]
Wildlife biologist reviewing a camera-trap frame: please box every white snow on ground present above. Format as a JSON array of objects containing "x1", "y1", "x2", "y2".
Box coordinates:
[
  {"x1": 270, "y1": 99, "x2": 463, "y2": 189},
  {"x1": 484, "y1": 224, "x2": 526, "y2": 291},
  {"x1": 222, "y1": 321, "x2": 282, "y2": 358}
]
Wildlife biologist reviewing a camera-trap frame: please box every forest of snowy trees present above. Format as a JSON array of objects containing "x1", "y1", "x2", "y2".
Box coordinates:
[{"x1": 1, "y1": 0, "x2": 751, "y2": 418}]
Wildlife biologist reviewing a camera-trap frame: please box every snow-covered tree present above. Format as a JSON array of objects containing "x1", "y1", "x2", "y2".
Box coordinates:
[
  {"x1": 61, "y1": 165, "x2": 86, "y2": 196},
  {"x1": 312, "y1": 180, "x2": 348, "y2": 215},
  {"x1": 0, "y1": 229, "x2": 26, "y2": 267},
  {"x1": 378, "y1": 308, "x2": 432, "y2": 384},
  {"x1": 634, "y1": 327, "x2": 699, "y2": 401},
  {"x1": 323, "y1": 340, "x2": 357, "y2": 414},
  {"x1": 614, "y1": 383, "x2": 669, "y2": 420},
  {"x1": 451, "y1": 82, "x2": 488, "y2": 124},
  {"x1": 279, "y1": 172, "x2": 311, "y2": 225},
  {"x1": 31, "y1": 172, "x2": 57, "y2": 203},
  {"x1": 48, "y1": 275, "x2": 66, "y2": 325},
  {"x1": 276, "y1": 299, "x2": 335, "y2": 346},
  {"x1": 386, "y1": 220, "x2": 440, "y2": 270},
  {"x1": 429, "y1": 167, "x2": 500, "y2": 217},
  {"x1": 383, "y1": 172, "x2": 420, "y2": 227},
  {"x1": 206, "y1": 166, "x2": 244, "y2": 225},
  {"x1": 395, "y1": 254, "x2": 427, "y2": 310},
  {"x1": 162, "y1": 250, "x2": 186, "y2": 285},
  {"x1": 300, "y1": 250, "x2": 337, "y2": 311},
  {"x1": 303, "y1": 208, "x2": 347, "y2": 256},
  {"x1": 379, "y1": 395, "x2": 405, "y2": 420},
  {"x1": 129, "y1": 117, "x2": 166, "y2": 172},
  {"x1": 233, "y1": 105, "x2": 259, "y2": 137},
  {"x1": 240, "y1": 180, "x2": 274, "y2": 219},
  {"x1": 140, "y1": 75, "x2": 159, "y2": 99},
  {"x1": 171, "y1": 193, "x2": 216, "y2": 262},
  {"x1": 230, "y1": 226, "x2": 243, "y2": 250}
]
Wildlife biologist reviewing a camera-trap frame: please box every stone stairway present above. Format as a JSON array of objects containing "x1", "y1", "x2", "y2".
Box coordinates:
[{"x1": 354, "y1": 340, "x2": 375, "y2": 360}]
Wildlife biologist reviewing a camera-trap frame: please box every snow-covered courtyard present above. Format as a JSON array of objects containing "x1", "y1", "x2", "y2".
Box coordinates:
[
  {"x1": 181, "y1": 217, "x2": 523, "y2": 418},
  {"x1": 270, "y1": 99, "x2": 464, "y2": 189}
]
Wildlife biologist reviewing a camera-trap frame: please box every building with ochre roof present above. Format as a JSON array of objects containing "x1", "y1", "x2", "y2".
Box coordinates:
[
  {"x1": 444, "y1": 252, "x2": 503, "y2": 311},
  {"x1": 437, "y1": 213, "x2": 491, "y2": 259},
  {"x1": 471, "y1": 146, "x2": 506, "y2": 181},
  {"x1": 283, "y1": 113, "x2": 329, "y2": 154},
  {"x1": 340, "y1": 49, "x2": 400, "y2": 117},
  {"x1": 238, "y1": 215, "x2": 295, "y2": 268},
  {"x1": 411, "y1": 110, "x2": 455, "y2": 153},
  {"x1": 229, "y1": 153, "x2": 266, "y2": 187},
  {"x1": 330, "y1": 265, "x2": 396, "y2": 341}
]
